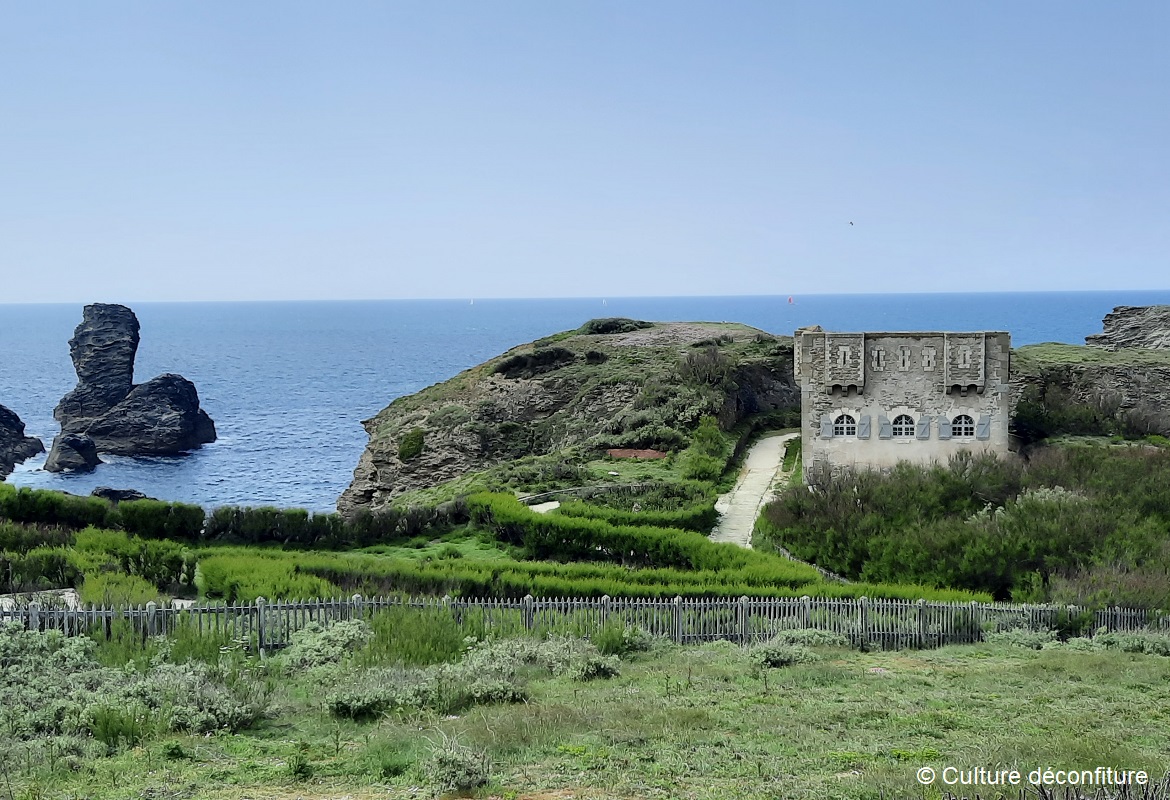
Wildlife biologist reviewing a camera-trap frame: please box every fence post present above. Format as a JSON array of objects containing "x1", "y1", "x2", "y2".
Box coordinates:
[
  {"x1": 256, "y1": 597, "x2": 267, "y2": 659},
  {"x1": 673, "y1": 596, "x2": 684, "y2": 644},
  {"x1": 738, "y1": 596, "x2": 749, "y2": 645},
  {"x1": 858, "y1": 596, "x2": 869, "y2": 647},
  {"x1": 916, "y1": 599, "x2": 926, "y2": 649},
  {"x1": 146, "y1": 601, "x2": 157, "y2": 637},
  {"x1": 800, "y1": 595, "x2": 811, "y2": 629},
  {"x1": 601, "y1": 595, "x2": 611, "y2": 627},
  {"x1": 28, "y1": 601, "x2": 40, "y2": 631},
  {"x1": 352, "y1": 594, "x2": 364, "y2": 620},
  {"x1": 969, "y1": 600, "x2": 981, "y2": 644},
  {"x1": 523, "y1": 595, "x2": 535, "y2": 631}
]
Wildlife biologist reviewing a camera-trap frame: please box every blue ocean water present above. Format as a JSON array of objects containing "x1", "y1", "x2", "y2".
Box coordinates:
[{"x1": 2, "y1": 292, "x2": 1169, "y2": 512}]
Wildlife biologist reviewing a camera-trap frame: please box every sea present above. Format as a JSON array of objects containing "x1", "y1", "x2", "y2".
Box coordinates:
[{"x1": 3, "y1": 292, "x2": 1169, "y2": 512}]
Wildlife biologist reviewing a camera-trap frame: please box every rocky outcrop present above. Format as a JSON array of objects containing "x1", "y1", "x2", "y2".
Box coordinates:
[
  {"x1": 1086, "y1": 305, "x2": 1170, "y2": 351},
  {"x1": 0, "y1": 404, "x2": 45, "y2": 479},
  {"x1": 91, "y1": 487, "x2": 151, "y2": 503},
  {"x1": 339, "y1": 320, "x2": 798, "y2": 516},
  {"x1": 44, "y1": 434, "x2": 101, "y2": 473},
  {"x1": 53, "y1": 304, "x2": 216, "y2": 458},
  {"x1": 83, "y1": 374, "x2": 217, "y2": 455},
  {"x1": 54, "y1": 304, "x2": 140, "y2": 432}
]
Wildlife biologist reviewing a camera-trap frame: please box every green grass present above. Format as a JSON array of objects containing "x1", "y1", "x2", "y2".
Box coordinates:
[
  {"x1": 1015, "y1": 341, "x2": 1170, "y2": 367},
  {"x1": 358, "y1": 530, "x2": 514, "y2": 562},
  {"x1": 13, "y1": 637, "x2": 1170, "y2": 800}
]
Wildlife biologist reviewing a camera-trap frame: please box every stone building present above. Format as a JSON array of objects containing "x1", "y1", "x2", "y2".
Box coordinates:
[{"x1": 795, "y1": 328, "x2": 1012, "y2": 480}]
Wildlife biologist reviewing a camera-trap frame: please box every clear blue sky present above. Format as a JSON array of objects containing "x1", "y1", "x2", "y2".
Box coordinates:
[{"x1": 2, "y1": 2, "x2": 1167, "y2": 302}]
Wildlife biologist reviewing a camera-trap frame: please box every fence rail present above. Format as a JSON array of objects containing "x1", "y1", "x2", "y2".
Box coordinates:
[{"x1": 2, "y1": 594, "x2": 1167, "y2": 653}]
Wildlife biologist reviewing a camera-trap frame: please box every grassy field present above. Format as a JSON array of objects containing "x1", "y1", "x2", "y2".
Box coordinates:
[{"x1": 11, "y1": 625, "x2": 1169, "y2": 800}]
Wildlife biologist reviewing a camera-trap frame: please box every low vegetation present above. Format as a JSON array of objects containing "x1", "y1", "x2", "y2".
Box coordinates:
[
  {"x1": 757, "y1": 443, "x2": 1170, "y2": 607},
  {"x1": 2, "y1": 611, "x2": 1169, "y2": 800}
]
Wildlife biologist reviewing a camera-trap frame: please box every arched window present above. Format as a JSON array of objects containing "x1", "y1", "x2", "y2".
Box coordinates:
[
  {"x1": 892, "y1": 414, "x2": 915, "y2": 437},
  {"x1": 833, "y1": 414, "x2": 856, "y2": 436},
  {"x1": 953, "y1": 414, "x2": 975, "y2": 437}
]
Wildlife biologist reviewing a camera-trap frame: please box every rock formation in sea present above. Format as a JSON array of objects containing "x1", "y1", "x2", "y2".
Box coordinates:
[
  {"x1": 1085, "y1": 305, "x2": 1170, "y2": 350},
  {"x1": 338, "y1": 319, "x2": 800, "y2": 516},
  {"x1": 52, "y1": 304, "x2": 217, "y2": 459},
  {"x1": 44, "y1": 434, "x2": 101, "y2": 473},
  {"x1": 91, "y1": 487, "x2": 152, "y2": 503},
  {"x1": 0, "y1": 404, "x2": 45, "y2": 479}
]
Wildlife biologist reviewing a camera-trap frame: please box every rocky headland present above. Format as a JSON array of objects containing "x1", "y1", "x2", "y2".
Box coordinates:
[
  {"x1": 338, "y1": 319, "x2": 798, "y2": 516},
  {"x1": 46, "y1": 304, "x2": 216, "y2": 472},
  {"x1": 0, "y1": 404, "x2": 44, "y2": 479},
  {"x1": 1085, "y1": 305, "x2": 1170, "y2": 351}
]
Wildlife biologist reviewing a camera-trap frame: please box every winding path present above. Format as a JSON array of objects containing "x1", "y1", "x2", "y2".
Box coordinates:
[{"x1": 709, "y1": 432, "x2": 799, "y2": 548}]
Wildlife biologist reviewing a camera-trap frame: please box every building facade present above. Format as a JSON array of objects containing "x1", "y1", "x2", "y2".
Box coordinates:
[{"x1": 795, "y1": 328, "x2": 1012, "y2": 480}]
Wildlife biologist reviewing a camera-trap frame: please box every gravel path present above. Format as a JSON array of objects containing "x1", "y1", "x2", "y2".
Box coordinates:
[{"x1": 709, "y1": 432, "x2": 799, "y2": 548}]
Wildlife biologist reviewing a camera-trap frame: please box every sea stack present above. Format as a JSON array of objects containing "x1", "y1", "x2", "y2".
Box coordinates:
[
  {"x1": 0, "y1": 403, "x2": 45, "y2": 479},
  {"x1": 47, "y1": 304, "x2": 216, "y2": 471}
]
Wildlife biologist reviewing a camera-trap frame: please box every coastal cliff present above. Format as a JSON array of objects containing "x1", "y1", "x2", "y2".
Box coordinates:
[
  {"x1": 1013, "y1": 305, "x2": 1170, "y2": 439},
  {"x1": 338, "y1": 319, "x2": 798, "y2": 516},
  {"x1": 1085, "y1": 305, "x2": 1170, "y2": 351}
]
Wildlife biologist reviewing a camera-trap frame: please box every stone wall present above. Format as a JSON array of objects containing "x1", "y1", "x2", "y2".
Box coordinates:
[{"x1": 796, "y1": 329, "x2": 1012, "y2": 479}]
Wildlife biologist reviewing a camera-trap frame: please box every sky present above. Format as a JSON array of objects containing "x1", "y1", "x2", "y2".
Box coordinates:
[{"x1": 1, "y1": 2, "x2": 1168, "y2": 302}]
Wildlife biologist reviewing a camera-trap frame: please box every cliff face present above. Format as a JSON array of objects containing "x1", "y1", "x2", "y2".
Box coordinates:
[
  {"x1": 338, "y1": 320, "x2": 797, "y2": 516},
  {"x1": 1011, "y1": 306, "x2": 1170, "y2": 438},
  {"x1": 0, "y1": 404, "x2": 44, "y2": 479},
  {"x1": 1086, "y1": 305, "x2": 1170, "y2": 351}
]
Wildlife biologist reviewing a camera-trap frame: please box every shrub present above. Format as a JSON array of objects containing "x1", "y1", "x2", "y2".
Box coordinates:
[
  {"x1": 79, "y1": 572, "x2": 159, "y2": 606},
  {"x1": 358, "y1": 605, "x2": 474, "y2": 668},
  {"x1": 680, "y1": 451, "x2": 723, "y2": 481},
  {"x1": 750, "y1": 640, "x2": 817, "y2": 669},
  {"x1": 422, "y1": 733, "x2": 490, "y2": 793},
  {"x1": 398, "y1": 428, "x2": 426, "y2": 461},
  {"x1": 767, "y1": 628, "x2": 850, "y2": 648},
  {"x1": 591, "y1": 621, "x2": 656, "y2": 656},
  {"x1": 280, "y1": 620, "x2": 371, "y2": 671},
  {"x1": 983, "y1": 628, "x2": 1059, "y2": 650},
  {"x1": 114, "y1": 499, "x2": 204, "y2": 541},
  {"x1": 494, "y1": 348, "x2": 576, "y2": 379},
  {"x1": 578, "y1": 318, "x2": 652, "y2": 335}
]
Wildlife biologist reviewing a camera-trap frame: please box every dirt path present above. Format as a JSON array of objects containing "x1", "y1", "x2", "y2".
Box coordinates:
[{"x1": 709, "y1": 432, "x2": 798, "y2": 548}]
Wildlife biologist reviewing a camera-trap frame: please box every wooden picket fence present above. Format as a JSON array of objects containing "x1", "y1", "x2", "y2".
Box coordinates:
[{"x1": 2, "y1": 594, "x2": 1167, "y2": 653}]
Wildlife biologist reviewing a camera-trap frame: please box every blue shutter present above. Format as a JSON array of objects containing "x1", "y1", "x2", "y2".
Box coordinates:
[
  {"x1": 916, "y1": 416, "x2": 932, "y2": 440},
  {"x1": 938, "y1": 416, "x2": 952, "y2": 440},
  {"x1": 976, "y1": 415, "x2": 991, "y2": 440},
  {"x1": 878, "y1": 415, "x2": 892, "y2": 439},
  {"x1": 858, "y1": 415, "x2": 871, "y2": 439},
  {"x1": 820, "y1": 415, "x2": 834, "y2": 439}
]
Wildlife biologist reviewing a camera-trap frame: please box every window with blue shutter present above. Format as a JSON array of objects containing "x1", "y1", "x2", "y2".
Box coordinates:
[
  {"x1": 916, "y1": 416, "x2": 932, "y2": 439},
  {"x1": 938, "y1": 416, "x2": 952, "y2": 440},
  {"x1": 820, "y1": 415, "x2": 834, "y2": 439},
  {"x1": 976, "y1": 415, "x2": 991, "y2": 440},
  {"x1": 953, "y1": 414, "x2": 975, "y2": 437},
  {"x1": 878, "y1": 415, "x2": 892, "y2": 439},
  {"x1": 858, "y1": 415, "x2": 871, "y2": 439}
]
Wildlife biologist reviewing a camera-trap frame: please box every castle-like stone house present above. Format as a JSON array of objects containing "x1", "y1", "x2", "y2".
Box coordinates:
[{"x1": 795, "y1": 328, "x2": 1012, "y2": 480}]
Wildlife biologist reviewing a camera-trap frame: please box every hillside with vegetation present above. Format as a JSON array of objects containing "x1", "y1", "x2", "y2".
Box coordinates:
[{"x1": 339, "y1": 318, "x2": 801, "y2": 515}]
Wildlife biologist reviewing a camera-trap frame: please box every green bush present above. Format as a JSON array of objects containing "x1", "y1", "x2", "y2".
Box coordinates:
[
  {"x1": 578, "y1": 318, "x2": 652, "y2": 335},
  {"x1": 79, "y1": 572, "x2": 160, "y2": 605},
  {"x1": 358, "y1": 605, "x2": 475, "y2": 668},
  {"x1": 422, "y1": 734, "x2": 490, "y2": 793},
  {"x1": 113, "y1": 499, "x2": 204, "y2": 541},
  {"x1": 750, "y1": 640, "x2": 817, "y2": 669},
  {"x1": 280, "y1": 621, "x2": 370, "y2": 671},
  {"x1": 398, "y1": 427, "x2": 426, "y2": 461}
]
